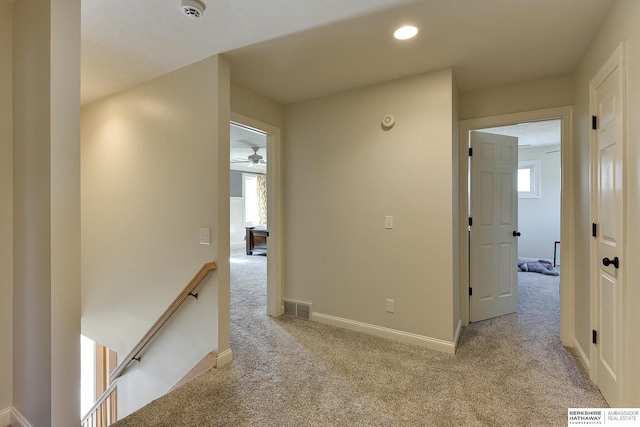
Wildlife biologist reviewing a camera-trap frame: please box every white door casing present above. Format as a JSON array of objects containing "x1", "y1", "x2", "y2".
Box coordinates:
[
  {"x1": 591, "y1": 43, "x2": 625, "y2": 407},
  {"x1": 469, "y1": 131, "x2": 519, "y2": 322},
  {"x1": 459, "y1": 107, "x2": 574, "y2": 345},
  {"x1": 231, "y1": 113, "x2": 284, "y2": 317}
]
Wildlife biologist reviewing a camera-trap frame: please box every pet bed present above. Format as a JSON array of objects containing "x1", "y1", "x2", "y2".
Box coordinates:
[{"x1": 517, "y1": 259, "x2": 559, "y2": 276}]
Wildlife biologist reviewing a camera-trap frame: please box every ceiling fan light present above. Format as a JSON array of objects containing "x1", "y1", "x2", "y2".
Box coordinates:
[{"x1": 248, "y1": 147, "x2": 264, "y2": 163}]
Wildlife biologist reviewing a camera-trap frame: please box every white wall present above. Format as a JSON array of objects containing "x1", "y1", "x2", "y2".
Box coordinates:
[
  {"x1": 230, "y1": 197, "x2": 245, "y2": 249},
  {"x1": 459, "y1": 74, "x2": 574, "y2": 120},
  {"x1": 81, "y1": 56, "x2": 230, "y2": 417},
  {"x1": 283, "y1": 69, "x2": 458, "y2": 348},
  {"x1": 12, "y1": 0, "x2": 81, "y2": 425},
  {"x1": 230, "y1": 83, "x2": 284, "y2": 129},
  {"x1": 518, "y1": 146, "x2": 561, "y2": 260},
  {"x1": 0, "y1": 0, "x2": 13, "y2": 419},
  {"x1": 572, "y1": 0, "x2": 640, "y2": 406}
]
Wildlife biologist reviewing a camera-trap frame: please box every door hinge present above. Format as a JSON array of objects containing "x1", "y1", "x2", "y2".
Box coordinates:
[
  {"x1": 468, "y1": 147, "x2": 473, "y2": 156},
  {"x1": 592, "y1": 329, "x2": 597, "y2": 344},
  {"x1": 468, "y1": 217, "x2": 473, "y2": 226},
  {"x1": 592, "y1": 223, "x2": 597, "y2": 237},
  {"x1": 592, "y1": 115, "x2": 598, "y2": 130},
  {"x1": 469, "y1": 287, "x2": 473, "y2": 296}
]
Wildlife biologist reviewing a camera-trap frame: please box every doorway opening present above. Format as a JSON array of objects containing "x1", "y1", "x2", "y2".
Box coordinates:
[
  {"x1": 229, "y1": 114, "x2": 283, "y2": 318},
  {"x1": 230, "y1": 121, "x2": 268, "y2": 312},
  {"x1": 459, "y1": 106, "x2": 574, "y2": 346},
  {"x1": 473, "y1": 120, "x2": 562, "y2": 321}
]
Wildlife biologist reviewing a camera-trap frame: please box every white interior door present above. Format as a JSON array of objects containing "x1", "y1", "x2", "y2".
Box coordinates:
[
  {"x1": 591, "y1": 44, "x2": 625, "y2": 407},
  {"x1": 469, "y1": 131, "x2": 519, "y2": 322}
]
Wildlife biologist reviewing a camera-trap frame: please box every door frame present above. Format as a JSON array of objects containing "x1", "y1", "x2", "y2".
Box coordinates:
[
  {"x1": 459, "y1": 106, "x2": 574, "y2": 346},
  {"x1": 230, "y1": 112, "x2": 284, "y2": 317}
]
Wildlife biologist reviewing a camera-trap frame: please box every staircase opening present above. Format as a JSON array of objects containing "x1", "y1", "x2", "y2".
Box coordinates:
[
  {"x1": 81, "y1": 334, "x2": 118, "y2": 421},
  {"x1": 80, "y1": 335, "x2": 95, "y2": 416}
]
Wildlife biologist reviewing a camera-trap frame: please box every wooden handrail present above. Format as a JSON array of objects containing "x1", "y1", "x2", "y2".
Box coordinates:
[{"x1": 109, "y1": 261, "x2": 217, "y2": 382}]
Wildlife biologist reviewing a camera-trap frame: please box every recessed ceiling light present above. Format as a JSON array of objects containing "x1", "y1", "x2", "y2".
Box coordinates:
[{"x1": 394, "y1": 25, "x2": 418, "y2": 40}]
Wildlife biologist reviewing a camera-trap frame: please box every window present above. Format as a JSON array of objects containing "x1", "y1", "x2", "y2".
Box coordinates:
[
  {"x1": 518, "y1": 160, "x2": 541, "y2": 198},
  {"x1": 243, "y1": 173, "x2": 260, "y2": 226}
]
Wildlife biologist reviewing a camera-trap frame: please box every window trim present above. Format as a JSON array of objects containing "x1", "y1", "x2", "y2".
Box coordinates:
[{"x1": 518, "y1": 159, "x2": 541, "y2": 199}]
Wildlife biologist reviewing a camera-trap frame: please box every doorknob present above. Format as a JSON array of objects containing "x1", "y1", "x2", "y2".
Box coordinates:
[
  {"x1": 602, "y1": 257, "x2": 620, "y2": 269},
  {"x1": 512, "y1": 231, "x2": 521, "y2": 237}
]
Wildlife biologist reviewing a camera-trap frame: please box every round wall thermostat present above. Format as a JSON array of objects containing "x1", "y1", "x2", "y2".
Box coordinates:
[{"x1": 382, "y1": 114, "x2": 395, "y2": 128}]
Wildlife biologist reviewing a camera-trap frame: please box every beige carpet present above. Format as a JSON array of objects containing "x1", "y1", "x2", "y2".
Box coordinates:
[{"x1": 112, "y1": 254, "x2": 606, "y2": 426}]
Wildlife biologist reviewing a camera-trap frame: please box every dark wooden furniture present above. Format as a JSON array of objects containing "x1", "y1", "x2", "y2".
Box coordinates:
[{"x1": 246, "y1": 226, "x2": 268, "y2": 255}]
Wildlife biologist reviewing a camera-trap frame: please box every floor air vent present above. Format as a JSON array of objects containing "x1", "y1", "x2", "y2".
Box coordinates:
[{"x1": 284, "y1": 300, "x2": 311, "y2": 320}]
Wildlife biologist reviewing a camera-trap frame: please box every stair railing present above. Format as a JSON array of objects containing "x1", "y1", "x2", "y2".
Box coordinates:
[
  {"x1": 81, "y1": 381, "x2": 117, "y2": 427},
  {"x1": 81, "y1": 261, "x2": 217, "y2": 426}
]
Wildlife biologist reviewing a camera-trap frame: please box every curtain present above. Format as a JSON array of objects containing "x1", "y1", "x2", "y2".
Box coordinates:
[{"x1": 257, "y1": 175, "x2": 267, "y2": 225}]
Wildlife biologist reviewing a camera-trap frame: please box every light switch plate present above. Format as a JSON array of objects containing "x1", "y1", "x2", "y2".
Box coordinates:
[
  {"x1": 199, "y1": 227, "x2": 211, "y2": 245},
  {"x1": 385, "y1": 216, "x2": 393, "y2": 229}
]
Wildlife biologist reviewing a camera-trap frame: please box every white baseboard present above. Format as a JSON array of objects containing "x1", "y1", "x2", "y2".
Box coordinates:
[
  {"x1": 7, "y1": 407, "x2": 32, "y2": 427},
  {"x1": 216, "y1": 348, "x2": 233, "y2": 367},
  {"x1": 0, "y1": 407, "x2": 10, "y2": 427},
  {"x1": 453, "y1": 319, "x2": 462, "y2": 353},
  {"x1": 573, "y1": 336, "x2": 590, "y2": 373},
  {"x1": 312, "y1": 312, "x2": 457, "y2": 354}
]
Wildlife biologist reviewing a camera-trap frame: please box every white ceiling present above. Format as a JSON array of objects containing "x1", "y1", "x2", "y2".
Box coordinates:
[
  {"x1": 81, "y1": 0, "x2": 415, "y2": 105},
  {"x1": 480, "y1": 120, "x2": 561, "y2": 148},
  {"x1": 82, "y1": 0, "x2": 615, "y2": 106}
]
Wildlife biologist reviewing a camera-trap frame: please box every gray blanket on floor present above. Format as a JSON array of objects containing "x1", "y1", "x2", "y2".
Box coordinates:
[{"x1": 518, "y1": 259, "x2": 559, "y2": 276}]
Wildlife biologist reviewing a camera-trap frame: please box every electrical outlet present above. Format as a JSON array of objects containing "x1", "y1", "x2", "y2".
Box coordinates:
[
  {"x1": 199, "y1": 227, "x2": 211, "y2": 245},
  {"x1": 386, "y1": 299, "x2": 394, "y2": 313}
]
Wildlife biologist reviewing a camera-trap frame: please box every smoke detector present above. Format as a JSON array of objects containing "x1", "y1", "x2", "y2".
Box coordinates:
[{"x1": 181, "y1": 0, "x2": 206, "y2": 18}]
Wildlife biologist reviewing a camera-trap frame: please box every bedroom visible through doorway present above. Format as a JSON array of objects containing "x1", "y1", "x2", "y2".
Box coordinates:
[
  {"x1": 460, "y1": 106, "x2": 573, "y2": 345},
  {"x1": 230, "y1": 121, "x2": 268, "y2": 307},
  {"x1": 474, "y1": 119, "x2": 562, "y2": 320},
  {"x1": 229, "y1": 114, "x2": 284, "y2": 319},
  {"x1": 468, "y1": 119, "x2": 562, "y2": 322}
]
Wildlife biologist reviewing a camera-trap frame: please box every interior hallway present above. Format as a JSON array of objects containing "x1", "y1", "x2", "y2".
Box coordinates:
[{"x1": 112, "y1": 251, "x2": 606, "y2": 426}]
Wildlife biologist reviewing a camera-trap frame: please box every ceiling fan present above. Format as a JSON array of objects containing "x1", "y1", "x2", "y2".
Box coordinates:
[{"x1": 231, "y1": 147, "x2": 266, "y2": 166}]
